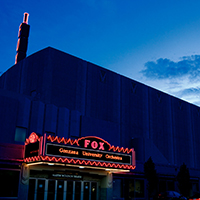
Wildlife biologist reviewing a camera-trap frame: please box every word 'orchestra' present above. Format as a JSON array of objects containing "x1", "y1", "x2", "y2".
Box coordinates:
[{"x1": 59, "y1": 148, "x2": 123, "y2": 160}]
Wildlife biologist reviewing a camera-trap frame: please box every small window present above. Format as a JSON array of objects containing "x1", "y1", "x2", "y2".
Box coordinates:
[
  {"x1": 135, "y1": 179, "x2": 144, "y2": 198},
  {"x1": 129, "y1": 180, "x2": 134, "y2": 199},
  {"x1": 15, "y1": 127, "x2": 27, "y2": 142}
]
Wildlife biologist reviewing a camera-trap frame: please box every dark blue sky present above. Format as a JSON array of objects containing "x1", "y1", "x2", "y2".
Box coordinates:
[{"x1": 1, "y1": 0, "x2": 200, "y2": 105}]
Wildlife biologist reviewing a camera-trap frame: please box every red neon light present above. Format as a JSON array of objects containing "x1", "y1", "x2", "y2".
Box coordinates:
[
  {"x1": 43, "y1": 133, "x2": 46, "y2": 156},
  {"x1": 91, "y1": 141, "x2": 98, "y2": 149},
  {"x1": 189, "y1": 199, "x2": 200, "y2": 200},
  {"x1": 39, "y1": 136, "x2": 43, "y2": 156},
  {"x1": 46, "y1": 135, "x2": 79, "y2": 146},
  {"x1": 109, "y1": 145, "x2": 133, "y2": 154},
  {"x1": 24, "y1": 135, "x2": 135, "y2": 170},
  {"x1": 23, "y1": 12, "x2": 29, "y2": 24},
  {"x1": 25, "y1": 132, "x2": 40, "y2": 145},
  {"x1": 132, "y1": 148, "x2": 136, "y2": 166},
  {"x1": 24, "y1": 156, "x2": 136, "y2": 170},
  {"x1": 84, "y1": 140, "x2": 90, "y2": 148},
  {"x1": 78, "y1": 136, "x2": 111, "y2": 148},
  {"x1": 46, "y1": 135, "x2": 132, "y2": 154}
]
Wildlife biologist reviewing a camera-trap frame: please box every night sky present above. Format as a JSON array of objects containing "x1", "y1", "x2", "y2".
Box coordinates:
[{"x1": 1, "y1": 0, "x2": 200, "y2": 105}]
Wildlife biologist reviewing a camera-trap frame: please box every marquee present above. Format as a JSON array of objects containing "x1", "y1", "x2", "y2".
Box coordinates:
[{"x1": 24, "y1": 132, "x2": 136, "y2": 171}]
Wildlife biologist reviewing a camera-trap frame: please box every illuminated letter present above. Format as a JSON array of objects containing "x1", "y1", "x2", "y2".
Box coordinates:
[
  {"x1": 91, "y1": 141, "x2": 98, "y2": 149},
  {"x1": 99, "y1": 142, "x2": 105, "y2": 150},
  {"x1": 84, "y1": 140, "x2": 90, "y2": 148}
]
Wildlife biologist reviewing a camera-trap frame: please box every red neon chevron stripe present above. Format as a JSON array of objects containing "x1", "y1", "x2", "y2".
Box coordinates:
[
  {"x1": 24, "y1": 156, "x2": 136, "y2": 170},
  {"x1": 46, "y1": 135, "x2": 133, "y2": 154}
]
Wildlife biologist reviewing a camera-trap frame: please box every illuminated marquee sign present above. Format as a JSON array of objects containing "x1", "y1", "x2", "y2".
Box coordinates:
[
  {"x1": 46, "y1": 143, "x2": 131, "y2": 164},
  {"x1": 24, "y1": 133, "x2": 136, "y2": 170}
]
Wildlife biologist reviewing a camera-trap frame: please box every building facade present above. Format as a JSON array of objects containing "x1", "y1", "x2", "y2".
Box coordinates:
[{"x1": 0, "y1": 47, "x2": 200, "y2": 199}]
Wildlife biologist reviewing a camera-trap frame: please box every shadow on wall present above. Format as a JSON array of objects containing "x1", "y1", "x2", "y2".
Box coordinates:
[{"x1": 131, "y1": 137, "x2": 169, "y2": 164}]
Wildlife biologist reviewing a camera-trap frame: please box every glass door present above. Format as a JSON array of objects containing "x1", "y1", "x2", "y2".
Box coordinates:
[
  {"x1": 57, "y1": 180, "x2": 64, "y2": 200},
  {"x1": 66, "y1": 181, "x2": 73, "y2": 200},
  {"x1": 28, "y1": 179, "x2": 36, "y2": 200},
  {"x1": 28, "y1": 178, "x2": 98, "y2": 200},
  {"x1": 91, "y1": 182, "x2": 97, "y2": 200},
  {"x1": 47, "y1": 180, "x2": 55, "y2": 200},
  {"x1": 37, "y1": 179, "x2": 45, "y2": 200},
  {"x1": 83, "y1": 182, "x2": 90, "y2": 200},
  {"x1": 74, "y1": 182, "x2": 81, "y2": 200}
]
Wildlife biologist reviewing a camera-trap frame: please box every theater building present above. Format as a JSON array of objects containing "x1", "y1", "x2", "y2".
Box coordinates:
[{"x1": 1, "y1": 46, "x2": 200, "y2": 199}]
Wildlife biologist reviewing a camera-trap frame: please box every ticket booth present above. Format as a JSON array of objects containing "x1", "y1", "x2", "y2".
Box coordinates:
[{"x1": 21, "y1": 133, "x2": 136, "y2": 200}]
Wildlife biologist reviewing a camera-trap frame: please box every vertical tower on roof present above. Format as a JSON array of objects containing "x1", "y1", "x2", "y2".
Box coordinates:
[{"x1": 15, "y1": 12, "x2": 30, "y2": 64}]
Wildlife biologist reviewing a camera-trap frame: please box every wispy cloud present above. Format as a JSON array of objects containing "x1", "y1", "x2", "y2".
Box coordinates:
[
  {"x1": 140, "y1": 55, "x2": 200, "y2": 106},
  {"x1": 173, "y1": 87, "x2": 200, "y2": 104},
  {"x1": 141, "y1": 55, "x2": 200, "y2": 81}
]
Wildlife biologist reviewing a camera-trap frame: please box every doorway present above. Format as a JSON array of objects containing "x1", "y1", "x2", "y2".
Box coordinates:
[{"x1": 28, "y1": 179, "x2": 98, "y2": 200}]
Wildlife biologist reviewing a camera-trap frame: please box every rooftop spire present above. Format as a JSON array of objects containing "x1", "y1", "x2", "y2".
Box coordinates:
[
  {"x1": 23, "y1": 12, "x2": 29, "y2": 24},
  {"x1": 15, "y1": 12, "x2": 30, "y2": 64}
]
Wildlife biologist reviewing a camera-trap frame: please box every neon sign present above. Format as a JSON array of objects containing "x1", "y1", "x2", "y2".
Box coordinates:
[
  {"x1": 78, "y1": 136, "x2": 110, "y2": 151},
  {"x1": 45, "y1": 143, "x2": 131, "y2": 165},
  {"x1": 26, "y1": 132, "x2": 40, "y2": 144},
  {"x1": 24, "y1": 133, "x2": 136, "y2": 170}
]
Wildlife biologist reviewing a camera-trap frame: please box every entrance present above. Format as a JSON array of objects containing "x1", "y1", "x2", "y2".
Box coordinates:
[{"x1": 28, "y1": 179, "x2": 98, "y2": 200}]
